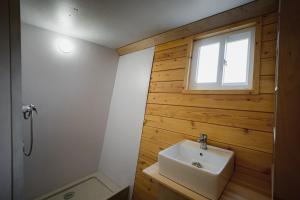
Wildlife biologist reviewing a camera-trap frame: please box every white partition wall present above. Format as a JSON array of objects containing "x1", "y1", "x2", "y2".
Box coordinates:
[{"x1": 99, "y1": 47, "x2": 154, "y2": 197}]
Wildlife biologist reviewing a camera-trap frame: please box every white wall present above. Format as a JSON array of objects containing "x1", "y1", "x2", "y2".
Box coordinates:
[
  {"x1": 99, "y1": 47, "x2": 154, "y2": 197},
  {"x1": 21, "y1": 24, "x2": 119, "y2": 199}
]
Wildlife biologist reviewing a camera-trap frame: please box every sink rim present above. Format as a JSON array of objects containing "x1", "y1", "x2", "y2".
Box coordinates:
[{"x1": 158, "y1": 139, "x2": 234, "y2": 176}]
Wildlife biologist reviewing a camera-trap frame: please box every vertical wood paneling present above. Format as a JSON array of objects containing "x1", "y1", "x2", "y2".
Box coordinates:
[
  {"x1": 262, "y1": 23, "x2": 277, "y2": 41},
  {"x1": 133, "y1": 13, "x2": 277, "y2": 200},
  {"x1": 261, "y1": 58, "x2": 276, "y2": 75},
  {"x1": 261, "y1": 40, "x2": 276, "y2": 58}
]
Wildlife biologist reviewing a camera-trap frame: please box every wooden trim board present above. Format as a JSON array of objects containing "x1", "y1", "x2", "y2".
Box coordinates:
[
  {"x1": 143, "y1": 163, "x2": 209, "y2": 200},
  {"x1": 143, "y1": 163, "x2": 271, "y2": 200},
  {"x1": 117, "y1": 0, "x2": 278, "y2": 55}
]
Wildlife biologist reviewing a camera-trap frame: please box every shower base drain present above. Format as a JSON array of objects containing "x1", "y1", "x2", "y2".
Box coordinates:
[{"x1": 63, "y1": 191, "x2": 75, "y2": 199}]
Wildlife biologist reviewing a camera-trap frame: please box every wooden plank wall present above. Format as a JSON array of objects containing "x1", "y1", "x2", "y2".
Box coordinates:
[{"x1": 133, "y1": 13, "x2": 277, "y2": 200}]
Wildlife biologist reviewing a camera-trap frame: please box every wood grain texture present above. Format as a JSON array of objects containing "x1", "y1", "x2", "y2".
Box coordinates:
[
  {"x1": 149, "y1": 81, "x2": 183, "y2": 93},
  {"x1": 149, "y1": 76, "x2": 275, "y2": 94},
  {"x1": 151, "y1": 69, "x2": 185, "y2": 82},
  {"x1": 261, "y1": 58, "x2": 276, "y2": 75},
  {"x1": 146, "y1": 104, "x2": 273, "y2": 132},
  {"x1": 117, "y1": 0, "x2": 278, "y2": 55},
  {"x1": 261, "y1": 40, "x2": 276, "y2": 58},
  {"x1": 147, "y1": 93, "x2": 274, "y2": 112},
  {"x1": 150, "y1": 79, "x2": 274, "y2": 95},
  {"x1": 144, "y1": 115, "x2": 272, "y2": 153},
  {"x1": 262, "y1": 23, "x2": 277, "y2": 41},
  {"x1": 262, "y1": 12, "x2": 278, "y2": 25},
  {"x1": 133, "y1": 13, "x2": 277, "y2": 200},
  {"x1": 260, "y1": 76, "x2": 275, "y2": 93},
  {"x1": 152, "y1": 57, "x2": 187, "y2": 72},
  {"x1": 154, "y1": 45, "x2": 187, "y2": 62}
]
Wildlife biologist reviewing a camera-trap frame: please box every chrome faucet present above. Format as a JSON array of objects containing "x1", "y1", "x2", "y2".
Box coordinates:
[{"x1": 197, "y1": 133, "x2": 208, "y2": 150}]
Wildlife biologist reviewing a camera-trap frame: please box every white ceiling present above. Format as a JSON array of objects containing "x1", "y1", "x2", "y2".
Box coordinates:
[{"x1": 21, "y1": 0, "x2": 254, "y2": 49}]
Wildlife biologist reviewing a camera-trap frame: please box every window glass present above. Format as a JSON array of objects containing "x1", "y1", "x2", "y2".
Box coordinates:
[
  {"x1": 223, "y1": 37, "x2": 249, "y2": 84},
  {"x1": 196, "y1": 42, "x2": 220, "y2": 83},
  {"x1": 189, "y1": 27, "x2": 255, "y2": 91}
]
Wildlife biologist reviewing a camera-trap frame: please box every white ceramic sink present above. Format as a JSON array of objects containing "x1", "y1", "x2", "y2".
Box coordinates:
[{"x1": 158, "y1": 140, "x2": 234, "y2": 200}]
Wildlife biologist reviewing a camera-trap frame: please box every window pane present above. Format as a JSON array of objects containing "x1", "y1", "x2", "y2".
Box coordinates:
[
  {"x1": 223, "y1": 38, "x2": 249, "y2": 84},
  {"x1": 196, "y1": 42, "x2": 220, "y2": 83}
]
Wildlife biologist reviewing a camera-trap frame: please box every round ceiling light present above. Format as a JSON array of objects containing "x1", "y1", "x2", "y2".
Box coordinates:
[{"x1": 56, "y1": 38, "x2": 74, "y2": 53}]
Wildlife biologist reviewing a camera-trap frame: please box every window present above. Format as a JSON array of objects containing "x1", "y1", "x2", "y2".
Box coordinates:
[{"x1": 188, "y1": 27, "x2": 256, "y2": 91}]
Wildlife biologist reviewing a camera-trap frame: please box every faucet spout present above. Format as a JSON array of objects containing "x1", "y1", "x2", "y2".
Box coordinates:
[{"x1": 197, "y1": 133, "x2": 208, "y2": 150}]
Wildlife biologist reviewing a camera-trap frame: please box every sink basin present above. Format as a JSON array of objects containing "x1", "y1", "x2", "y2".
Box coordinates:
[{"x1": 158, "y1": 140, "x2": 234, "y2": 200}]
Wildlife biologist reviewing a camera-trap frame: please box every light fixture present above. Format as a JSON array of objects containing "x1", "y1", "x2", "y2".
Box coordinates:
[{"x1": 56, "y1": 38, "x2": 74, "y2": 54}]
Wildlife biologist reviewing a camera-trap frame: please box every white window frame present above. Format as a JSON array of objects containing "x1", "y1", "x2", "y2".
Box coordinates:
[{"x1": 189, "y1": 27, "x2": 256, "y2": 91}]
